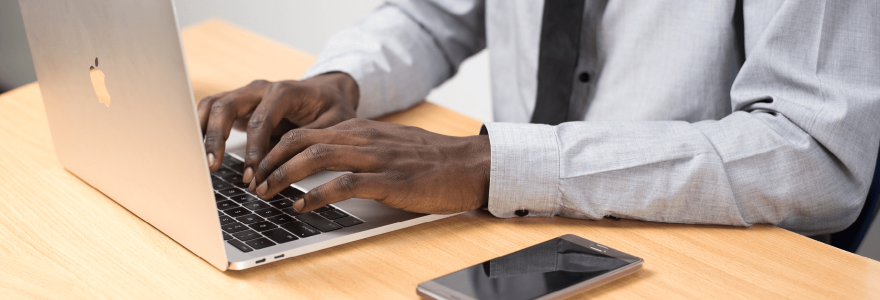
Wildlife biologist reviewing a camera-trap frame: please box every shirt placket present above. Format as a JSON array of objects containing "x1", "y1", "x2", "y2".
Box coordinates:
[{"x1": 567, "y1": 0, "x2": 607, "y2": 122}]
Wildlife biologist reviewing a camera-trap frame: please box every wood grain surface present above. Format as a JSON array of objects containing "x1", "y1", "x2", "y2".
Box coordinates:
[{"x1": 0, "y1": 19, "x2": 877, "y2": 299}]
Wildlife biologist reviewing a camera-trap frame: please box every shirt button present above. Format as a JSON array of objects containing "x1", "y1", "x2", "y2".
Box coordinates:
[
  {"x1": 578, "y1": 72, "x2": 590, "y2": 83},
  {"x1": 514, "y1": 209, "x2": 529, "y2": 217}
]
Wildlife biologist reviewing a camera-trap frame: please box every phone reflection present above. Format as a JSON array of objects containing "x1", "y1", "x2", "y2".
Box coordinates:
[{"x1": 433, "y1": 238, "x2": 629, "y2": 300}]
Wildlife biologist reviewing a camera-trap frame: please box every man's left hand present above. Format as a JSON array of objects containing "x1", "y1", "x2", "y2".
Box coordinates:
[{"x1": 249, "y1": 119, "x2": 491, "y2": 215}]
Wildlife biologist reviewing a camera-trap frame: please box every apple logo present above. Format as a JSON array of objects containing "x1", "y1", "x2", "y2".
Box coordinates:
[{"x1": 89, "y1": 57, "x2": 112, "y2": 107}]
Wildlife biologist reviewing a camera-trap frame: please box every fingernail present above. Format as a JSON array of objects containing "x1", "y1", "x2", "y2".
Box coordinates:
[
  {"x1": 248, "y1": 180, "x2": 256, "y2": 192},
  {"x1": 293, "y1": 198, "x2": 305, "y2": 212},
  {"x1": 256, "y1": 182, "x2": 268, "y2": 196},
  {"x1": 207, "y1": 153, "x2": 215, "y2": 167},
  {"x1": 242, "y1": 167, "x2": 253, "y2": 183}
]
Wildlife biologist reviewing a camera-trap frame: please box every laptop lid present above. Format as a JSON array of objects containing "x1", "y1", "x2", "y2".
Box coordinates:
[{"x1": 18, "y1": 0, "x2": 228, "y2": 270}]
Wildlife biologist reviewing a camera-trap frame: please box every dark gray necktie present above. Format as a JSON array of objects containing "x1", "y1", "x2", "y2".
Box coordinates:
[{"x1": 530, "y1": 0, "x2": 585, "y2": 125}]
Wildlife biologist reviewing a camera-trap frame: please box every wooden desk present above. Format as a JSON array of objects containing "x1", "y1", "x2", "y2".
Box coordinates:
[{"x1": 0, "y1": 19, "x2": 877, "y2": 299}]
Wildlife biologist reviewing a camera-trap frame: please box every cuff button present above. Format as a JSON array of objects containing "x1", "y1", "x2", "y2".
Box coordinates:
[{"x1": 514, "y1": 209, "x2": 529, "y2": 217}]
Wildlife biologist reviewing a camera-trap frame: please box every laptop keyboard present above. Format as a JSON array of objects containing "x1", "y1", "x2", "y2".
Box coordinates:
[{"x1": 213, "y1": 154, "x2": 364, "y2": 253}]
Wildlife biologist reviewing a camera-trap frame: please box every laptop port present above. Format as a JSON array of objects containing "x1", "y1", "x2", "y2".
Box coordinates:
[
  {"x1": 274, "y1": 254, "x2": 285, "y2": 259},
  {"x1": 255, "y1": 258, "x2": 266, "y2": 264}
]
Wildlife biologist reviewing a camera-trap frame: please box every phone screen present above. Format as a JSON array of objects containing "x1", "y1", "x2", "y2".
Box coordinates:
[{"x1": 429, "y1": 237, "x2": 632, "y2": 300}]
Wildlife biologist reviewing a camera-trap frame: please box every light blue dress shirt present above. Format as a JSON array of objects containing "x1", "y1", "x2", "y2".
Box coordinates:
[{"x1": 303, "y1": 0, "x2": 880, "y2": 235}]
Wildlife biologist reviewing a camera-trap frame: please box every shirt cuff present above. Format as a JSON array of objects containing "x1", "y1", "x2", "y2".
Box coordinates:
[{"x1": 483, "y1": 122, "x2": 561, "y2": 218}]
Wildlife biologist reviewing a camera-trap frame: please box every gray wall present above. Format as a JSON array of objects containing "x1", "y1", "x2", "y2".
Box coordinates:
[
  {"x1": 2, "y1": 0, "x2": 878, "y2": 261},
  {"x1": 0, "y1": 0, "x2": 37, "y2": 92}
]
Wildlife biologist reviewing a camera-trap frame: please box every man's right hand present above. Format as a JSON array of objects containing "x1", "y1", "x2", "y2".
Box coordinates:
[{"x1": 197, "y1": 72, "x2": 359, "y2": 183}]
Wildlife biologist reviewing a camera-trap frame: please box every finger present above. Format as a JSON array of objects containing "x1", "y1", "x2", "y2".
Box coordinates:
[
  {"x1": 197, "y1": 92, "x2": 229, "y2": 135},
  {"x1": 254, "y1": 144, "x2": 381, "y2": 199},
  {"x1": 242, "y1": 85, "x2": 289, "y2": 183},
  {"x1": 297, "y1": 109, "x2": 350, "y2": 130},
  {"x1": 204, "y1": 94, "x2": 258, "y2": 171},
  {"x1": 327, "y1": 118, "x2": 371, "y2": 130},
  {"x1": 251, "y1": 129, "x2": 367, "y2": 186},
  {"x1": 293, "y1": 173, "x2": 388, "y2": 213}
]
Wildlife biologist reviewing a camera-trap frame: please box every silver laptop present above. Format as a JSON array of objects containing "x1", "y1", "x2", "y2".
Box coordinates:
[{"x1": 18, "y1": 0, "x2": 456, "y2": 271}]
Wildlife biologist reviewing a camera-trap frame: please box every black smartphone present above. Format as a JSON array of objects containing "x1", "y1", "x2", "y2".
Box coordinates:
[{"x1": 416, "y1": 234, "x2": 643, "y2": 300}]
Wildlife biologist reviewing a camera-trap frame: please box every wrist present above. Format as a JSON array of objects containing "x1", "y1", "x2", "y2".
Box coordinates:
[
  {"x1": 469, "y1": 134, "x2": 491, "y2": 207},
  {"x1": 307, "y1": 72, "x2": 360, "y2": 110}
]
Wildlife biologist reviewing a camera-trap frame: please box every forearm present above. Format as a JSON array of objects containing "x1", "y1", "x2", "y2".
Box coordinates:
[
  {"x1": 303, "y1": 0, "x2": 486, "y2": 119},
  {"x1": 485, "y1": 109, "x2": 876, "y2": 235}
]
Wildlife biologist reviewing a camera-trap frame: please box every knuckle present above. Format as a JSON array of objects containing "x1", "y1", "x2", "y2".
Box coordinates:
[
  {"x1": 270, "y1": 81, "x2": 291, "y2": 93},
  {"x1": 257, "y1": 160, "x2": 273, "y2": 175},
  {"x1": 305, "y1": 144, "x2": 335, "y2": 161},
  {"x1": 355, "y1": 127, "x2": 380, "y2": 139},
  {"x1": 209, "y1": 100, "x2": 228, "y2": 112},
  {"x1": 245, "y1": 148, "x2": 263, "y2": 159},
  {"x1": 281, "y1": 130, "x2": 305, "y2": 146},
  {"x1": 271, "y1": 167, "x2": 286, "y2": 183},
  {"x1": 198, "y1": 96, "x2": 215, "y2": 108},
  {"x1": 249, "y1": 79, "x2": 270, "y2": 86},
  {"x1": 247, "y1": 116, "x2": 265, "y2": 130},
  {"x1": 335, "y1": 174, "x2": 358, "y2": 193},
  {"x1": 307, "y1": 187, "x2": 324, "y2": 203},
  {"x1": 204, "y1": 135, "x2": 222, "y2": 146}
]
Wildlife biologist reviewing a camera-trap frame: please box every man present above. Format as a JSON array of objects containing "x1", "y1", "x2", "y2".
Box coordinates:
[{"x1": 197, "y1": 0, "x2": 880, "y2": 236}]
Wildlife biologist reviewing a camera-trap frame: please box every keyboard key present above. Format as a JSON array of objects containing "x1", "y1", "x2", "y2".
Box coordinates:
[
  {"x1": 267, "y1": 194, "x2": 287, "y2": 201},
  {"x1": 220, "y1": 173, "x2": 243, "y2": 183},
  {"x1": 219, "y1": 214, "x2": 236, "y2": 225},
  {"x1": 216, "y1": 200, "x2": 239, "y2": 210},
  {"x1": 223, "y1": 207, "x2": 251, "y2": 218},
  {"x1": 222, "y1": 153, "x2": 240, "y2": 163},
  {"x1": 296, "y1": 213, "x2": 342, "y2": 232},
  {"x1": 319, "y1": 210, "x2": 348, "y2": 220},
  {"x1": 226, "y1": 162, "x2": 245, "y2": 173},
  {"x1": 281, "y1": 208, "x2": 301, "y2": 216},
  {"x1": 218, "y1": 188, "x2": 247, "y2": 198},
  {"x1": 221, "y1": 222, "x2": 248, "y2": 233},
  {"x1": 229, "y1": 194, "x2": 259, "y2": 204},
  {"x1": 232, "y1": 229, "x2": 262, "y2": 241},
  {"x1": 212, "y1": 167, "x2": 237, "y2": 178},
  {"x1": 227, "y1": 239, "x2": 253, "y2": 252},
  {"x1": 245, "y1": 237, "x2": 276, "y2": 250},
  {"x1": 222, "y1": 154, "x2": 244, "y2": 170},
  {"x1": 212, "y1": 181, "x2": 231, "y2": 190},
  {"x1": 279, "y1": 187, "x2": 304, "y2": 199},
  {"x1": 242, "y1": 201, "x2": 270, "y2": 211},
  {"x1": 269, "y1": 199, "x2": 294, "y2": 209},
  {"x1": 236, "y1": 214, "x2": 263, "y2": 225},
  {"x1": 267, "y1": 214, "x2": 296, "y2": 224},
  {"x1": 262, "y1": 228, "x2": 299, "y2": 244},
  {"x1": 280, "y1": 222, "x2": 321, "y2": 238},
  {"x1": 214, "y1": 193, "x2": 228, "y2": 202},
  {"x1": 248, "y1": 221, "x2": 278, "y2": 232},
  {"x1": 335, "y1": 216, "x2": 364, "y2": 227},
  {"x1": 315, "y1": 206, "x2": 336, "y2": 213},
  {"x1": 222, "y1": 232, "x2": 233, "y2": 240},
  {"x1": 231, "y1": 181, "x2": 249, "y2": 188},
  {"x1": 254, "y1": 207, "x2": 283, "y2": 218}
]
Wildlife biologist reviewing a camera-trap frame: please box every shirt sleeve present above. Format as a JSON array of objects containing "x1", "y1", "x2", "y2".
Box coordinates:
[
  {"x1": 485, "y1": 0, "x2": 880, "y2": 236},
  {"x1": 301, "y1": 0, "x2": 486, "y2": 119}
]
